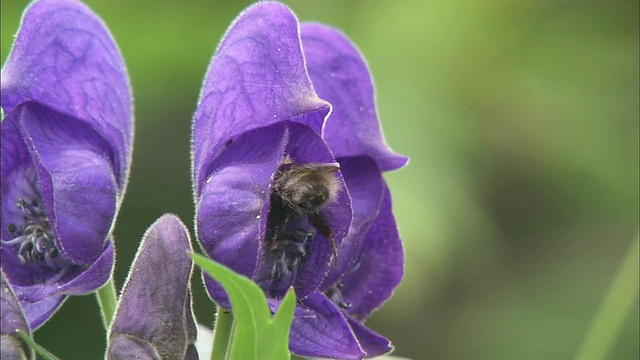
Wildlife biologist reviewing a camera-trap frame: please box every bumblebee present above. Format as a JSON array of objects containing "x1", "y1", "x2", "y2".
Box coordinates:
[{"x1": 262, "y1": 156, "x2": 340, "y2": 296}]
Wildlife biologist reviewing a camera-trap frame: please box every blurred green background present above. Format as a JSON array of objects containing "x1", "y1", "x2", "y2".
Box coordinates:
[{"x1": 2, "y1": 0, "x2": 638, "y2": 359}]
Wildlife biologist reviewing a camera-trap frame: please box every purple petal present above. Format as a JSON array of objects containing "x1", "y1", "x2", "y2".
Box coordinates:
[
  {"x1": 290, "y1": 292, "x2": 365, "y2": 360},
  {"x1": 109, "y1": 336, "x2": 198, "y2": 360},
  {"x1": 322, "y1": 156, "x2": 384, "y2": 289},
  {"x1": 347, "y1": 318, "x2": 393, "y2": 358},
  {"x1": 15, "y1": 294, "x2": 66, "y2": 332},
  {"x1": 20, "y1": 103, "x2": 117, "y2": 264},
  {"x1": 107, "y1": 336, "x2": 159, "y2": 359},
  {"x1": 198, "y1": 123, "x2": 288, "y2": 308},
  {"x1": 49, "y1": 239, "x2": 114, "y2": 295},
  {"x1": 0, "y1": 111, "x2": 35, "y2": 253},
  {"x1": 340, "y1": 185, "x2": 404, "y2": 320},
  {"x1": 301, "y1": 23, "x2": 408, "y2": 172},
  {"x1": 1, "y1": 0, "x2": 132, "y2": 187},
  {"x1": 192, "y1": 1, "x2": 329, "y2": 195},
  {"x1": 11, "y1": 240, "x2": 113, "y2": 329},
  {"x1": 0, "y1": 273, "x2": 29, "y2": 334},
  {"x1": 1, "y1": 271, "x2": 32, "y2": 359},
  {"x1": 0, "y1": 112, "x2": 30, "y2": 203},
  {"x1": 109, "y1": 214, "x2": 196, "y2": 359}
]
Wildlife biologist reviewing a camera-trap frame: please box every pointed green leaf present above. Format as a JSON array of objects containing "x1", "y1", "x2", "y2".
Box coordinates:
[
  {"x1": 190, "y1": 253, "x2": 296, "y2": 360},
  {"x1": 16, "y1": 330, "x2": 61, "y2": 360},
  {"x1": 266, "y1": 287, "x2": 297, "y2": 352}
]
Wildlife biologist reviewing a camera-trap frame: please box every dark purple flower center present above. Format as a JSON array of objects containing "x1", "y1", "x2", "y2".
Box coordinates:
[{"x1": 4, "y1": 197, "x2": 71, "y2": 281}]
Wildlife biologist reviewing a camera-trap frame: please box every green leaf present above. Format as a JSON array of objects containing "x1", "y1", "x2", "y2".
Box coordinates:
[
  {"x1": 190, "y1": 253, "x2": 297, "y2": 360},
  {"x1": 16, "y1": 330, "x2": 61, "y2": 360}
]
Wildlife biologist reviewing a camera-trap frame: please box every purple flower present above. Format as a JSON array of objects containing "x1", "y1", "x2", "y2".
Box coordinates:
[
  {"x1": 107, "y1": 214, "x2": 197, "y2": 360},
  {"x1": 1, "y1": 270, "x2": 34, "y2": 360},
  {"x1": 0, "y1": 0, "x2": 132, "y2": 329},
  {"x1": 192, "y1": 2, "x2": 406, "y2": 359}
]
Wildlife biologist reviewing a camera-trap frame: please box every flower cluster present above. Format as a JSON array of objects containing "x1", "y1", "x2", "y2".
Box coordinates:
[
  {"x1": 1, "y1": 1, "x2": 407, "y2": 359},
  {"x1": 1, "y1": 0, "x2": 132, "y2": 330}
]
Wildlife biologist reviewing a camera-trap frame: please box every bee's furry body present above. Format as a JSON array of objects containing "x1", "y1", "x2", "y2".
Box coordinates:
[{"x1": 262, "y1": 157, "x2": 341, "y2": 297}]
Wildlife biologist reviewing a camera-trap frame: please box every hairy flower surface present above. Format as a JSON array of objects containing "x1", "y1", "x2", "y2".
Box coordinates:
[
  {"x1": 107, "y1": 214, "x2": 197, "y2": 360},
  {"x1": 192, "y1": 2, "x2": 407, "y2": 359},
  {"x1": 0, "y1": 0, "x2": 132, "y2": 329},
  {"x1": 1, "y1": 270, "x2": 34, "y2": 360}
]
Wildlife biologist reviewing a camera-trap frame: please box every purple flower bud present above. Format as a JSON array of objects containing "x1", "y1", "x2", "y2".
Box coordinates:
[
  {"x1": 1, "y1": 0, "x2": 132, "y2": 329},
  {"x1": 192, "y1": 2, "x2": 407, "y2": 359},
  {"x1": 107, "y1": 214, "x2": 197, "y2": 360}
]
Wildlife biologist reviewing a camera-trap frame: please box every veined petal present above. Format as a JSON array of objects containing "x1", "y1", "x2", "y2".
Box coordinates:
[
  {"x1": 301, "y1": 23, "x2": 408, "y2": 172},
  {"x1": 108, "y1": 214, "x2": 196, "y2": 360},
  {"x1": 340, "y1": 185, "x2": 404, "y2": 320},
  {"x1": 1, "y1": 0, "x2": 133, "y2": 188},
  {"x1": 192, "y1": 1, "x2": 329, "y2": 195},
  {"x1": 20, "y1": 103, "x2": 117, "y2": 264},
  {"x1": 290, "y1": 292, "x2": 364, "y2": 360}
]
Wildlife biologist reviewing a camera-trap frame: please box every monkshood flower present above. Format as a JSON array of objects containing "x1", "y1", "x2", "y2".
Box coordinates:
[
  {"x1": 1, "y1": 0, "x2": 132, "y2": 329},
  {"x1": 107, "y1": 214, "x2": 197, "y2": 360},
  {"x1": 1, "y1": 270, "x2": 34, "y2": 360},
  {"x1": 192, "y1": 2, "x2": 407, "y2": 359}
]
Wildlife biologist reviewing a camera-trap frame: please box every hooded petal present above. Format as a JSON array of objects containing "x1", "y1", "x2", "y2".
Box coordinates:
[
  {"x1": 1, "y1": 0, "x2": 133, "y2": 187},
  {"x1": 290, "y1": 292, "x2": 364, "y2": 360},
  {"x1": 301, "y1": 23, "x2": 408, "y2": 172},
  {"x1": 192, "y1": 1, "x2": 329, "y2": 195},
  {"x1": 108, "y1": 214, "x2": 196, "y2": 360},
  {"x1": 1, "y1": 271, "x2": 33, "y2": 360},
  {"x1": 340, "y1": 186, "x2": 404, "y2": 320},
  {"x1": 19, "y1": 103, "x2": 117, "y2": 264}
]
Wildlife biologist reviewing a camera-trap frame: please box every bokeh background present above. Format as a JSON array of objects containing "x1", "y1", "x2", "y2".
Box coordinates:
[{"x1": 2, "y1": 0, "x2": 638, "y2": 359}]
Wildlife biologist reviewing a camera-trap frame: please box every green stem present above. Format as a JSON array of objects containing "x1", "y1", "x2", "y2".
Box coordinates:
[
  {"x1": 95, "y1": 277, "x2": 118, "y2": 330},
  {"x1": 211, "y1": 307, "x2": 234, "y2": 360},
  {"x1": 576, "y1": 233, "x2": 639, "y2": 360}
]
